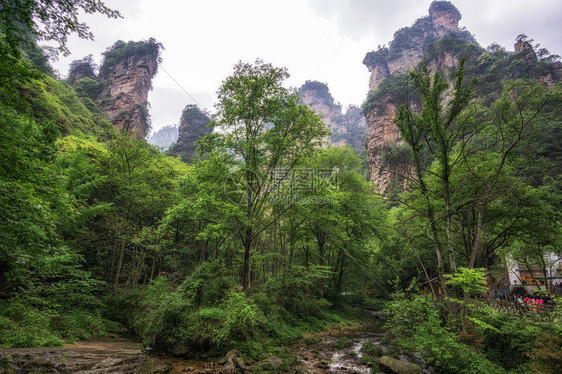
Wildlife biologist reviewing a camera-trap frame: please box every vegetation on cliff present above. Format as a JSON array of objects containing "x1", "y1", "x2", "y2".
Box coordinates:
[
  {"x1": 99, "y1": 38, "x2": 163, "y2": 77},
  {"x1": 300, "y1": 80, "x2": 367, "y2": 153},
  {"x1": 363, "y1": 1, "x2": 473, "y2": 69},
  {"x1": 168, "y1": 104, "x2": 211, "y2": 162}
]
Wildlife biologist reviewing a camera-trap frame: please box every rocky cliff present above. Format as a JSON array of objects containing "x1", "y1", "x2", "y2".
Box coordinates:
[
  {"x1": 362, "y1": 1, "x2": 472, "y2": 191},
  {"x1": 66, "y1": 55, "x2": 97, "y2": 85},
  {"x1": 168, "y1": 104, "x2": 212, "y2": 162},
  {"x1": 361, "y1": 1, "x2": 562, "y2": 193},
  {"x1": 67, "y1": 39, "x2": 161, "y2": 139},
  {"x1": 299, "y1": 81, "x2": 366, "y2": 152},
  {"x1": 148, "y1": 125, "x2": 178, "y2": 150},
  {"x1": 363, "y1": 1, "x2": 472, "y2": 92}
]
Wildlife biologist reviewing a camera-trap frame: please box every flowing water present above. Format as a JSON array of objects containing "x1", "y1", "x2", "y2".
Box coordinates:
[
  {"x1": 0, "y1": 312, "x2": 433, "y2": 373},
  {"x1": 289, "y1": 318, "x2": 386, "y2": 374}
]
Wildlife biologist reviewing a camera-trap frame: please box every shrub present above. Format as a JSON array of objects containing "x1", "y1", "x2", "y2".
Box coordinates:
[
  {"x1": 361, "y1": 342, "x2": 383, "y2": 357},
  {"x1": 302, "y1": 337, "x2": 321, "y2": 345},
  {"x1": 384, "y1": 294, "x2": 505, "y2": 373},
  {"x1": 482, "y1": 317, "x2": 540, "y2": 370},
  {"x1": 0, "y1": 298, "x2": 117, "y2": 348},
  {"x1": 178, "y1": 260, "x2": 233, "y2": 307},
  {"x1": 332, "y1": 337, "x2": 353, "y2": 350},
  {"x1": 214, "y1": 291, "x2": 261, "y2": 345}
]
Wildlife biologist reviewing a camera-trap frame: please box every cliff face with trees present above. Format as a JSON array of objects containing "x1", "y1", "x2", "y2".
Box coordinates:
[
  {"x1": 68, "y1": 39, "x2": 162, "y2": 139},
  {"x1": 168, "y1": 104, "x2": 212, "y2": 162},
  {"x1": 362, "y1": 1, "x2": 562, "y2": 192},
  {"x1": 148, "y1": 125, "x2": 178, "y2": 150},
  {"x1": 299, "y1": 81, "x2": 366, "y2": 153}
]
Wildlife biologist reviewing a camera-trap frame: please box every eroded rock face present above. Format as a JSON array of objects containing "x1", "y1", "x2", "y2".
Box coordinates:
[
  {"x1": 362, "y1": 1, "x2": 471, "y2": 192},
  {"x1": 97, "y1": 53, "x2": 158, "y2": 139},
  {"x1": 429, "y1": 0, "x2": 461, "y2": 37},
  {"x1": 300, "y1": 81, "x2": 366, "y2": 152},
  {"x1": 368, "y1": 61, "x2": 391, "y2": 92},
  {"x1": 66, "y1": 55, "x2": 97, "y2": 85},
  {"x1": 300, "y1": 81, "x2": 344, "y2": 134},
  {"x1": 148, "y1": 125, "x2": 178, "y2": 150},
  {"x1": 67, "y1": 66, "x2": 96, "y2": 86},
  {"x1": 168, "y1": 104, "x2": 211, "y2": 162},
  {"x1": 363, "y1": 2, "x2": 468, "y2": 93},
  {"x1": 67, "y1": 40, "x2": 161, "y2": 140}
]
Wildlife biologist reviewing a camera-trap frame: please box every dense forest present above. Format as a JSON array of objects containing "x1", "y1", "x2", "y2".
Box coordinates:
[{"x1": 0, "y1": 1, "x2": 561, "y2": 373}]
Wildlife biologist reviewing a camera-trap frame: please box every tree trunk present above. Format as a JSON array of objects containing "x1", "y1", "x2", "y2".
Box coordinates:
[
  {"x1": 114, "y1": 240, "x2": 125, "y2": 291},
  {"x1": 469, "y1": 206, "x2": 484, "y2": 268},
  {"x1": 242, "y1": 227, "x2": 253, "y2": 290}
]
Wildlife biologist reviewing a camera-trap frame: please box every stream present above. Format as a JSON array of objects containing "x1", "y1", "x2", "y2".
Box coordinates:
[{"x1": 0, "y1": 312, "x2": 433, "y2": 373}]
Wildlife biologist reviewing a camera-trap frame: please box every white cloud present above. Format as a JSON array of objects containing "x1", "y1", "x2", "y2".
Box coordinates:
[{"x1": 50, "y1": 0, "x2": 562, "y2": 133}]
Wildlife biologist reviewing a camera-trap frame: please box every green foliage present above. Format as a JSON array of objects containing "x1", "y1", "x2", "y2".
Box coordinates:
[
  {"x1": 0, "y1": 60, "x2": 111, "y2": 136},
  {"x1": 0, "y1": 296, "x2": 119, "y2": 348},
  {"x1": 178, "y1": 260, "x2": 234, "y2": 307},
  {"x1": 0, "y1": 0, "x2": 120, "y2": 57},
  {"x1": 0, "y1": 2, "x2": 120, "y2": 69},
  {"x1": 332, "y1": 337, "x2": 353, "y2": 350},
  {"x1": 99, "y1": 38, "x2": 162, "y2": 76},
  {"x1": 444, "y1": 267, "x2": 488, "y2": 297},
  {"x1": 261, "y1": 265, "x2": 331, "y2": 318},
  {"x1": 482, "y1": 317, "x2": 540, "y2": 370},
  {"x1": 137, "y1": 288, "x2": 263, "y2": 355},
  {"x1": 300, "y1": 80, "x2": 334, "y2": 104},
  {"x1": 302, "y1": 337, "x2": 321, "y2": 345},
  {"x1": 213, "y1": 291, "x2": 261, "y2": 345},
  {"x1": 1, "y1": 15, "x2": 559, "y2": 373},
  {"x1": 385, "y1": 295, "x2": 505, "y2": 373},
  {"x1": 361, "y1": 342, "x2": 383, "y2": 357},
  {"x1": 74, "y1": 77, "x2": 106, "y2": 101},
  {"x1": 167, "y1": 104, "x2": 211, "y2": 163},
  {"x1": 202, "y1": 59, "x2": 330, "y2": 289},
  {"x1": 68, "y1": 55, "x2": 97, "y2": 81},
  {"x1": 360, "y1": 354, "x2": 378, "y2": 369}
]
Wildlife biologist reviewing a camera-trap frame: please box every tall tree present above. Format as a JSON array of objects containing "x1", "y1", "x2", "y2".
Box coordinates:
[
  {"x1": 395, "y1": 62, "x2": 476, "y2": 296},
  {"x1": 206, "y1": 60, "x2": 329, "y2": 289}
]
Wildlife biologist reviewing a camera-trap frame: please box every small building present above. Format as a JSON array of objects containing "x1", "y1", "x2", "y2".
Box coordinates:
[{"x1": 506, "y1": 252, "x2": 562, "y2": 295}]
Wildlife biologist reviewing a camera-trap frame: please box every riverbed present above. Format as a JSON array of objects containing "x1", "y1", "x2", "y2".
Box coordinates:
[{"x1": 0, "y1": 314, "x2": 432, "y2": 373}]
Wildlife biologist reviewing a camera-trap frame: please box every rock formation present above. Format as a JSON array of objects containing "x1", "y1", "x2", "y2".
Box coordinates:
[
  {"x1": 362, "y1": 1, "x2": 474, "y2": 192},
  {"x1": 67, "y1": 39, "x2": 161, "y2": 139},
  {"x1": 66, "y1": 55, "x2": 97, "y2": 85},
  {"x1": 168, "y1": 104, "x2": 212, "y2": 162},
  {"x1": 514, "y1": 36, "x2": 538, "y2": 63},
  {"x1": 362, "y1": 1, "x2": 562, "y2": 193},
  {"x1": 363, "y1": 2, "x2": 472, "y2": 92},
  {"x1": 96, "y1": 40, "x2": 161, "y2": 139},
  {"x1": 148, "y1": 125, "x2": 178, "y2": 150},
  {"x1": 299, "y1": 81, "x2": 366, "y2": 152}
]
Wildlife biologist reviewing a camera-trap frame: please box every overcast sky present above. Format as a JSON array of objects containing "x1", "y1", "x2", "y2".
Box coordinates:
[{"x1": 50, "y1": 0, "x2": 562, "y2": 135}]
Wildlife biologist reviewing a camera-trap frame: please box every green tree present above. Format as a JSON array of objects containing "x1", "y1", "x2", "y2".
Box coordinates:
[
  {"x1": 205, "y1": 60, "x2": 329, "y2": 289},
  {"x1": 55, "y1": 133, "x2": 188, "y2": 287},
  {"x1": 0, "y1": 0, "x2": 121, "y2": 57},
  {"x1": 395, "y1": 61, "x2": 476, "y2": 296},
  {"x1": 292, "y1": 146, "x2": 386, "y2": 294}
]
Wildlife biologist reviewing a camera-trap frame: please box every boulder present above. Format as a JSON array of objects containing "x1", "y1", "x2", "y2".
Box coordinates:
[
  {"x1": 378, "y1": 355, "x2": 421, "y2": 374},
  {"x1": 219, "y1": 349, "x2": 246, "y2": 373},
  {"x1": 263, "y1": 356, "x2": 283, "y2": 369}
]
